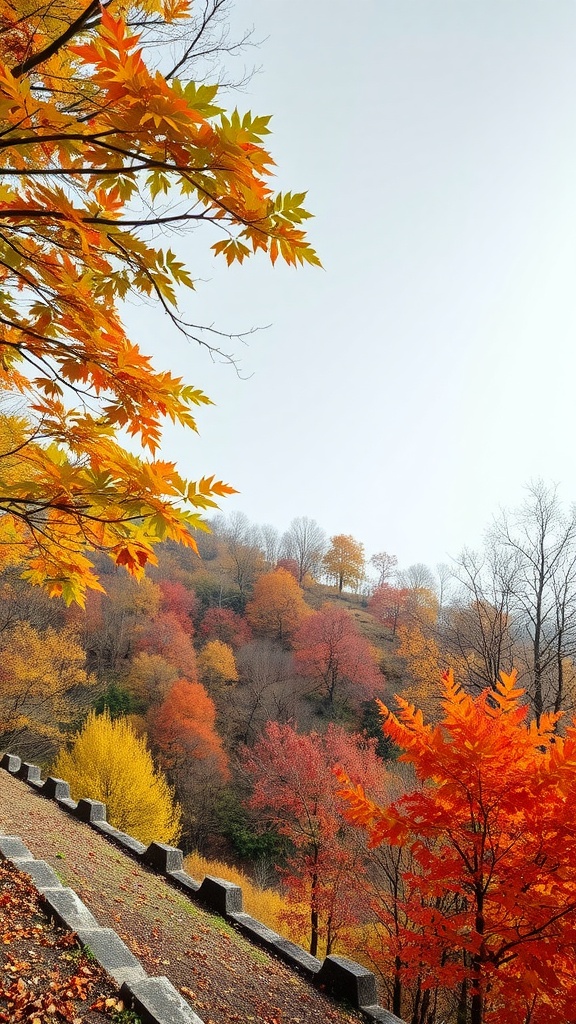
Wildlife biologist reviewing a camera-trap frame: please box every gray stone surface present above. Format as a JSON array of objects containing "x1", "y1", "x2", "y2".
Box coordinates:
[
  {"x1": 75, "y1": 927, "x2": 147, "y2": 986},
  {"x1": 315, "y1": 955, "x2": 378, "y2": 1009},
  {"x1": 272, "y1": 936, "x2": 321, "y2": 978},
  {"x1": 17, "y1": 762, "x2": 41, "y2": 783},
  {"x1": 43, "y1": 887, "x2": 100, "y2": 931},
  {"x1": 92, "y1": 820, "x2": 146, "y2": 856},
  {"x1": 0, "y1": 753, "x2": 21, "y2": 773},
  {"x1": 120, "y1": 976, "x2": 205, "y2": 1024},
  {"x1": 57, "y1": 797, "x2": 78, "y2": 812},
  {"x1": 166, "y1": 869, "x2": 200, "y2": 895},
  {"x1": 196, "y1": 875, "x2": 243, "y2": 916},
  {"x1": 144, "y1": 842, "x2": 183, "y2": 874},
  {"x1": 75, "y1": 798, "x2": 107, "y2": 823},
  {"x1": 0, "y1": 835, "x2": 33, "y2": 859},
  {"x1": 13, "y1": 858, "x2": 62, "y2": 891},
  {"x1": 362, "y1": 1006, "x2": 407, "y2": 1024},
  {"x1": 41, "y1": 777, "x2": 71, "y2": 800},
  {"x1": 229, "y1": 912, "x2": 282, "y2": 950}
]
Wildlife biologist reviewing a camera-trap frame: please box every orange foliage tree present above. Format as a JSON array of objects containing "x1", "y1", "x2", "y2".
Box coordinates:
[
  {"x1": 0, "y1": 1, "x2": 318, "y2": 603},
  {"x1": 245, "y1": 567, "x2": 310, "y2": 644},
  {"x1": 242, "y1": 721, "x2": 386, "y2": 958},
  {"x1": 337, "y1": 670, "x2": 576, "y2": 1024},
  {"x1": 150, "y1": 678, "x2": 228, "y2": 779}
]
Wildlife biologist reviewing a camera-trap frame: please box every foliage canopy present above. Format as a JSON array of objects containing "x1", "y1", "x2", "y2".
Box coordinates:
[
  {"x1": 0, "y1": 0, "x2": 318, "y2": 603},
  {"x1": 53, "y1": 709, "x2": 181, "y2": 844},
  {"x1": 337, "y1": 669, "x2": 576, "y2": 1024}
]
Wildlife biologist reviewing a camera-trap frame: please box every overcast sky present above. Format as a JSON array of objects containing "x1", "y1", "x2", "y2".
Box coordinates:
[{"x1": 125, "y1": 1, "x2": 576, "y2": 571}]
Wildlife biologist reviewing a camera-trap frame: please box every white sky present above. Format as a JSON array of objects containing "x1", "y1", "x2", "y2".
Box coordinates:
[{"x1": 125, "y1": 1, "x2": 576, "y2": 570}]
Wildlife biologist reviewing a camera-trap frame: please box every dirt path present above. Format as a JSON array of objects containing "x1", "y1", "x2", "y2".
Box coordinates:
[{"x1": 0, "y1": 770, "x2": 361, "y2": 1024}]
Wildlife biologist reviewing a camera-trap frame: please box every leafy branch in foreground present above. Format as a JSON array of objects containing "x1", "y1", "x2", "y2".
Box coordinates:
[{"x1": 0, "y1": 0, "x2": 319, "y2": 603}]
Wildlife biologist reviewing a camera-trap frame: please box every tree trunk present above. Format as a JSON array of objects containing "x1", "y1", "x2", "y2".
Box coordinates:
[
  {"x1": 309, "y1": 865, "x2": 319, "y2": 958},
  {"x1": 456, "y1": 975, "x2": 468, "y2": 1024},
  {"x1": 392, "y1": 956, "x2": 402, "y2": 1018}
]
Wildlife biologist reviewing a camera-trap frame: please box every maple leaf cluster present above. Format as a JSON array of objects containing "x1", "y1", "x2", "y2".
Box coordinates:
[{"x1": 0, "y1": 1, "x2": 319, "y2": 604}]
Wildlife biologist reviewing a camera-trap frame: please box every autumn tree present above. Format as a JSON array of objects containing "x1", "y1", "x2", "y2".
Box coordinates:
[
  {"x1": 53, "y1": 710, "x2": 181, "y2": 844},
  {"x1": 199, "y1": 606, "x2": 252, "y2": 649},
  {"x1": 242, "y1": 721, "x2": 386, "y2": 958},
  {"x1": 245, "y1": 567, "x2": 310, "y2": 644},
  {"x1": 281, "y1": 517, "x2": 327, "y2": 584},
  {"x1": 198, "y1": 639, "x2": 238, "y2": 691},
  {"x1": 81, "y1": 572, "x2": 161, "y2": 678},
  {"x1": 150, "y1": 679, "x2": 228, "y2": 777},
  {"x1": 445, "y1": 545, "x2": 517, "y2": 693},
  {"x1": 276, "y1": 557, "x2": 300, "y2": 580},
  {"x1": 293, "y1": 604, "x2": 383, "y2": 713},
  {"x1": 0, "y1": 621, "x2": 94, "y2": 759},
  {"x1": 323, "y1": 534, "x2": 365, "y2": 593},
  {"x1": 125, "y1": 652, "x2": 180, "y2": 708},
  {"x1": 135, "y1": 610, "x2": 197, "y2": 683},
  {"x1": 0, "y1": 1, "x2": 318, "y2": 603},
  {"x1": 259, "y1": 523, "x2": 281, "y2": 566},
  {"x1": 399, "y1": 563, "x2": 437, "y2": 592},
  {"x1": 150, "y1": 678, "x2": 229, "y2": 848},
  {"x1": 337, "y1": 670, "x2": 576, "y2": 1024},
  {"x1": 157, "y1": 581, "x2": 198, "y2": 633},
  {"x1": 395, "y1": 622, "x2": 458, "y2": 721},
  {"x1": 369, "y1": 584, "x2": 410, "y2": 637}
]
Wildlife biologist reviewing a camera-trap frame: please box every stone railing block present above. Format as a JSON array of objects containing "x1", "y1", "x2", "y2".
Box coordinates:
[
  {"x1": 75, "y1": 798, "x2": 107, "y2": 823},
  {"x1": 361, "y1": 1007, "x2": 407, "y2": 1024},
  {"x1": 143, "y1": 841, "x2": 184, "y2": 874},
  {"x1": 75, "y1": 926, "x2": 147, "y2": 987},
  {"x1": 166, "y1": 869, "x2": 200, "y2": 895},
  {"x1": 228, "y1": 911, "x2": 281, "y2": 951},
  {"x1": 57, "y1": 797, "x2": 78, "y2": 813},
  {"x1": 43, "y1": 887, "x2": 100, "y2": 931},
  {"x1": 196, "y1": 875, "x2": 243, "y2": 916},
  {"x1": 120, "y1": 976, "x2": 205, "y2": 1024},
  {"x1": 17, "y1": 762, "x2": 42, "y2": 783},
  {"x1": 92, "y1": 820, "x2": 146, "y2": 856},
  {"x1": 272, "y1": 936, "x2": 321, "y2": 978},
  {"x1": 0, "y1": 835, "x2": 33, "y2": 859},
  {"x1": 41, "y1": 777, "x2": 71, "y2": 801},
  {"x1": 14, "y1": 858, "x2": 62, "y2": 892},
  {"x1": 315, "y1": 954, "x2": 378, "y2": 1008},
  {"x1": 0, "y1": 753, "x2": 21, "y2": 773}
]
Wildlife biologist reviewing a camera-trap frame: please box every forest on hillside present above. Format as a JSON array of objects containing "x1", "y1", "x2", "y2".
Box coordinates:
[
  {"x1": 3, "y1": 1, "x2": 576, "y2": 1020},
  {"x1": 3, "y1": 482, "x2": 576, "y2": 1023}
]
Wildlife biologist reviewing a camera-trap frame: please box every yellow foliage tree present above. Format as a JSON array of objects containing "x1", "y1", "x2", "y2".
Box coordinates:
[
  {"x1": 53, "y1": 710, "x2": 181, "y2": 845},
  {"x1": 125, "y1": 652, "x2": 180, "y2": 707},
  {"x1": 322, "y1": 535, "x2": 365, "y2": 593},
  {"x1": 0, "y1": 621, "x2": 93, "y2": 751},
  {"x1": 198, "y1": 640, "x2": 238, "y2": 690},
  {"x1": 397, "y1": 623, "x2": 466, "y2": 719}
]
